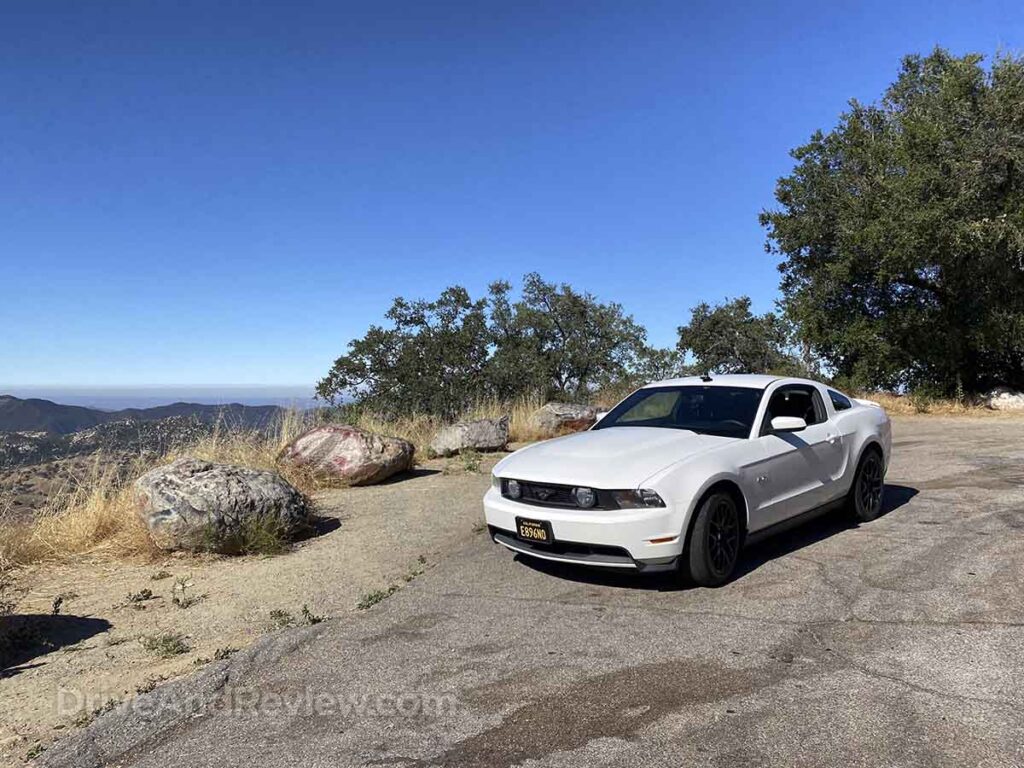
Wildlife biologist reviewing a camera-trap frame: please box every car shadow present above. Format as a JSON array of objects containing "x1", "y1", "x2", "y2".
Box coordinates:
[
  {"x1": 1, "y1": 613, "x2": 112, "y2": 677},
  {"x1": 514, "y1": 483, "x2": 919, "y2": 592}
]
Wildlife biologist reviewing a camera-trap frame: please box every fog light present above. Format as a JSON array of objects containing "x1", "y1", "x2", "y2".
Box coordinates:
[
  {"x1": 506, "y1": 479, "x2": 522, "y2": 499},
  {"x1": 573, "y1": 487, "x2": 597, "y2": 508}
]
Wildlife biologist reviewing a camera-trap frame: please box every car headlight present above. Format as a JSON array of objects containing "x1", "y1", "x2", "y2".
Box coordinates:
[
  {"x1": 611, "y1": 489, "x2": 665, "y2": 508},
  {"x1": 506, "y1": 479, "x2": 522, "y2": 499},
  {"x1": 491, "y1": 474, "x2": 501, "y2": 490},
  {"x1": 573, "y1": 487, "x2": 597, "y2": 508}
]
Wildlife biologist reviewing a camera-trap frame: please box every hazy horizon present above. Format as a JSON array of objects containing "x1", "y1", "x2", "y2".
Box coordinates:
[{"x1": 0, "y1": 385, "x2": 319, "y2": 411}]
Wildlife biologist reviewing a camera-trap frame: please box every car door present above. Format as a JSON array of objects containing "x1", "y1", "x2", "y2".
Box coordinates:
[{"x1": 751, "y1": 384, "x2": 843, "y2": 529}]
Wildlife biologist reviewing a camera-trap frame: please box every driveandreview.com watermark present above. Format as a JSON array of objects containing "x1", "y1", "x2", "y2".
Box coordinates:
[{"x1": 57, "y1": 686, "x2": 459, "y2": 720}]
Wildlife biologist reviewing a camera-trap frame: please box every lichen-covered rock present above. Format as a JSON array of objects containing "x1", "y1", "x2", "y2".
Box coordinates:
[
  {"x1": 531, "y1": 403, "x2": 598, "y2": 434},
  {"x1": 133, "y1": 458, "x2": 309, "y2": 552},
  {"x1": 279, "y1": 425, "x2": 414, "y2": 485},
  {"x1": 430, "y1": 416, "x2": 509, "y2": 457},
  {"x1": 985, "y1": 387, "x2": 1024, "y2": 411}
]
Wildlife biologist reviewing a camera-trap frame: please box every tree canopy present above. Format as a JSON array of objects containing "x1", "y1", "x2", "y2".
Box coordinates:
[
  {"x1": 761, "y1": 48, "x2": 1024, "y2": 394},
  {"x1": 316, "y1": 274, "x2": 657, "y2": 416},
  {"x1": 676, "y1": 297, "x2": 801, "y2": 376}
]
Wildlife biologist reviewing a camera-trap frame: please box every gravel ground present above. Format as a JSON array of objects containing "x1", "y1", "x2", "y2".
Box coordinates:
[{"x1": 31, "y1": 417, "x2": 1024, "y2": 767}]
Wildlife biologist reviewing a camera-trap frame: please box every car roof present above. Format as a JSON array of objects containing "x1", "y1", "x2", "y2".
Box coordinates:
[{"x1": 642, "y1": 373, "x2": 815, "y2": 390}]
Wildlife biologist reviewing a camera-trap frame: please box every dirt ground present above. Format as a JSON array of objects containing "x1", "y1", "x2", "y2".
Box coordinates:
[{"x1": 0, "y1": 454, "x2": 505, "y2": 761}]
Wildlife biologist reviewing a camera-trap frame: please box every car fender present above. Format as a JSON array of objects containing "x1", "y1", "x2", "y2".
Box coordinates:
[{"x1": 642, "y1": 458, "x2": 756, "y2": 541}]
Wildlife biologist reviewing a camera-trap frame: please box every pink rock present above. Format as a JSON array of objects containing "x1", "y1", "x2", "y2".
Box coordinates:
[{"x1": 279, "y1": 425, "x2": 414, "y2": 486}]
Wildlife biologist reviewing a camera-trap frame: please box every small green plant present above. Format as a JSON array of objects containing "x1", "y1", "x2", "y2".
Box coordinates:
[
  {"x1": 192, "y1": 656, "x2": 210, "y2": 666},
  {"x1": 126, "y1": 588, "x2": 155, "y2": 603},
  {"x1": 135, "y1": 677, "x2": 163, "y2": 693},
  {"x1": 213, "y1": 646, "x2": 238, "y2": 660},
  {"x1": 139, "y1": 632, "x2": 189, "y2": 658},
  {"x1": 472, "y1": 521, "x2": 487, "y2": 534},
  {"x1": 151, "y1": 570, "x2": 173, "y2": 581},
  {"x1": 301, "y1": 604, "x2": 325, "y2": 625},
  {"x1": 356, "y1": 585, "x2": 399, "y2": 610},
  {"x1": 268, "y1": 608, "x2": 294, "y2": 629},
  {"x1": 908, "y1": 390, "x2": 935, "y2": 413},
  {"x1": 26, "y1": 742, "x2": 46, "y2": 760},
  {"x1": 51, "y1": 590, "x2": 78, "y2": 615},
  {"x1": 460, "y1": 449, "x2": 482, "y2": 472},
  {"x1": 0, "y1": 576, "x2": 17, "y2": 617},
  {"x1": 200, "y1": 516, "x2": 295, "y2": 556},
  {"x1": 171, "y1": 575, "x2": 205, "y2": 609}
]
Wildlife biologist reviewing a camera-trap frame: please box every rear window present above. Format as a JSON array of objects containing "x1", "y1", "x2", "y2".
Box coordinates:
[{"x1": 828, "y1": 390, "x2": 853, "y2": 411}]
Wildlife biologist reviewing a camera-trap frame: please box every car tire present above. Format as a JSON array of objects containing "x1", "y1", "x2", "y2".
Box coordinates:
[
  {"x1": 687, "y1": 491, "x2": 742, "y2": 587},
  {"x1": 848, "y1": 448, "x2": 885, "y2": 522}
]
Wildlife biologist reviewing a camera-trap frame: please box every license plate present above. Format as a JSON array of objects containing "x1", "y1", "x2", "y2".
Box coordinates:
[{"x1": 516, "y1": 517, "x2": 553, "y2": 544}]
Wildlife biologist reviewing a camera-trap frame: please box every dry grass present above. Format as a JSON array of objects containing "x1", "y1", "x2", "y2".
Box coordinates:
[
  {"x1": 347, "y1": 411, "x2": 443, "y2": 463},
  {"x1": 0, "y1": 396, "x2": 575, "y2": 570},
  {"x1": 856, "y1": 391, "x2": 1023, "y2": 417},
  {"x1": 1, "y1": 455, "x2": 159, "y2": 569},
  {"x1": 169, "y1": 407, "x2": 319, "y2": 494},
  {"x1": 463, "y1": 392, "x2": 548, "y2": 444},
  {"x1": 0, "y1": 409, "x2": 319, "y2": 571}
]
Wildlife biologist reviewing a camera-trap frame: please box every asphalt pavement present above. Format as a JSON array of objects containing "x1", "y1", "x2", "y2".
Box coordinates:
[{"x1": 41, "y1": 418, "x2": 1024, "y2": 768}]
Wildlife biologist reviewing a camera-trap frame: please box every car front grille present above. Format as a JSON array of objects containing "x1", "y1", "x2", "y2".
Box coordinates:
[
  {"x1": 520, "y1": 482, "x2": 576, "y2": 507},
  {"x1": 501, "y1": 479, "x2": 617, "y2": 510}
]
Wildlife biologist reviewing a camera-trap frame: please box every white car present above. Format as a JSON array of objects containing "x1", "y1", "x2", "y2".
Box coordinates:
[{"x1": 483, "y1": 374, "x2": 891, "y2": 586}]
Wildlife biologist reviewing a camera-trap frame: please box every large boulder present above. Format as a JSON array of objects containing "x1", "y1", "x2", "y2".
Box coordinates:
[
  {"x1": 133, "y1": 458, "x2": 309, "y2": 552},
  {"x1": 279, "y1": 425, "x2": 414, "y2": 485},
  {"x1": 985, "y1": 387, "x2": 1024, "y2": 411},
  {"x1": 430, "y1": 416, "x2": 509, "y2": 457},
  {"x1": 531, "y1": 402, "x2": 598, "y2": 434}
]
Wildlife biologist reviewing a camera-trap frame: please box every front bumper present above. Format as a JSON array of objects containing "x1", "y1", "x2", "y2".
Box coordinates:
[{"x1": 482, "y1": 487, "x2": 685, "y2": 571}]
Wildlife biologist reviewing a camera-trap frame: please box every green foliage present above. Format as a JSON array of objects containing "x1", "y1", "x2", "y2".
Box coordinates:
[
  {"x1": 139, "y1": 632, "x2": 189, "y2": 658},
  {"x1": 317, "y1": 274, "x2": 649, "y2": 417},
  {"x1": 200, "y1": 515, "x2": 294, "y2": 556},
  {"x1": 762, "y1": 48, "x2": 1024, "y2": 394},
  {"x1": 487, "y1": 274, "x2": 648, "y2": 401},
  {"x1": 677, "y1": 297, "x2": 803, "y2": 376},
  {"x1": 356, "y1": 585, "x2": 399, "y2": 610},
  {"x1": 316, "y1": 286, "x2": 492, "y2": 418}
]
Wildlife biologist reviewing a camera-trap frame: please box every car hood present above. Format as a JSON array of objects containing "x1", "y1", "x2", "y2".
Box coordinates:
[{"x1": 494, "y1": 427, "x2": 733, "y2": 489}]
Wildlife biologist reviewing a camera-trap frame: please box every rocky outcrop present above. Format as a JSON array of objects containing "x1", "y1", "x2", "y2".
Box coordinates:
[
  {"x1": 531, "y1": 403, "x2": 598, "y2": 434},
  {"x1": 985, "y1": 387, "x2": 1024, "y2": 411},
  {"x1": 133, "y1": 458, "x2": 309, "y2": 552},
  {"x1": 279, "y1": 425, "x2": 414, "y2": 485},
  {"x1": 430, "y1": 416, "x2": 509, "y2": 457}
]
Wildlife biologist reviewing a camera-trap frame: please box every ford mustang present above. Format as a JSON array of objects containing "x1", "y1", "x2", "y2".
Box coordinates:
[{"x1": 483, "y1": 374, "x2": 891, "y2": 585}]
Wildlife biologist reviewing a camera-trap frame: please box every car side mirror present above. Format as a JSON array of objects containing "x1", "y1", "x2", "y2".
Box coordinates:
[{"x1": 771, "y1": 416, "x2": 807, "y2": 433}]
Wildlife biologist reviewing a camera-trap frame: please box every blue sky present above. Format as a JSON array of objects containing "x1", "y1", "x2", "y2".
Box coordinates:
[{"x1": 3, "y1": 0, "x2": 1022, "y2": 388}]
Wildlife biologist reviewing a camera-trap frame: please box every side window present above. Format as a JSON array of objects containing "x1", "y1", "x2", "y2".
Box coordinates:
[
  {"x1": 762, "y1": 386, "x2": 825, "y2": 433},
  {"x1": 828, "y1": 389, "x2": 853, "y2": 411}
]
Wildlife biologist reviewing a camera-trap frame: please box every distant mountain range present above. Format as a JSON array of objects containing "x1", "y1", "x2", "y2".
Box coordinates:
[{"x1": 0, "y1": 394, "x2": 286, "y2": 435}]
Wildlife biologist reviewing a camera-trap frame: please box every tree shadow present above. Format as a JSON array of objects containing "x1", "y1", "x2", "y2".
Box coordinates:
[
  {"x1": 1, "y1": 614, "x2": 112, "y2": 677},
  {"x1": 514, "y1": 483, "x2": 920, "y2": 592}
]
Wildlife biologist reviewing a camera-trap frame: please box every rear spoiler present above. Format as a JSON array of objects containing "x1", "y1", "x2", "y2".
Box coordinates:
[{"x1": 853, "y1": 397, "x2": 881, "y2": 408}]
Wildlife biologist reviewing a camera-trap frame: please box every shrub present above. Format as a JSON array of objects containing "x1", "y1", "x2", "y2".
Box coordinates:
[{"x1": 139, "y1": 632, "x2": 189, "y2": 658}]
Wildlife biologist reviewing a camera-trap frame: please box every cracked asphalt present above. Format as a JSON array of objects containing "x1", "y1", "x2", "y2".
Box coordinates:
[{"x1": 42, "y1": 418, "x2": 1024, "y2": 768}]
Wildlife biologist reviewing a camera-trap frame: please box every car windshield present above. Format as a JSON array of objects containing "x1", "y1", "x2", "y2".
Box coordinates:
[{"x1": 594, "y1": 385, "x2": 764, "y2": 438}]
